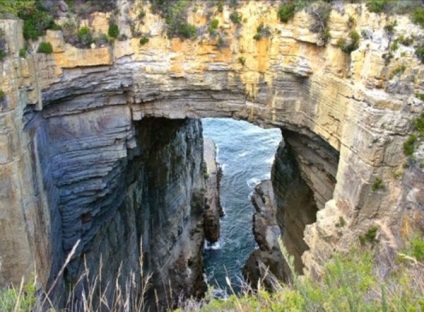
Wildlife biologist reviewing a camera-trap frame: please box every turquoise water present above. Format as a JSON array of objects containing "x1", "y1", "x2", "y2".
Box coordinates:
[{"x1": 202, "y1": 118, "x2": 282, "y2": 293}]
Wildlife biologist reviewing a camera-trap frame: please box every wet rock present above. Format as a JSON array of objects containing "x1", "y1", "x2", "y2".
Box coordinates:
[
  {"x1": 203, "y1": 139, "x2": 222, "y2": 244},
  {"x1": 243, "y1": 181, "x2": 290, "y2": 290}
]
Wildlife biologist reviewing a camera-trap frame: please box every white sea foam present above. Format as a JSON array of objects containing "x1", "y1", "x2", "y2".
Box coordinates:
[
  {"x1": 204, "y1": 241, "x2": 222, "y2": 250},
  {"x1": 246, "y1": 177, "x2": 261, "y2": 188}
]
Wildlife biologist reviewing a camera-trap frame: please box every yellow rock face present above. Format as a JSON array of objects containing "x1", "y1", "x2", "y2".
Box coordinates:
[{"x1": 53, "y1": 46, "x2": 113, "y2": 68}]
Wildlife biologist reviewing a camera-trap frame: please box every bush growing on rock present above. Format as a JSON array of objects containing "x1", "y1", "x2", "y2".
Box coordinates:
[
  {"x1": 77, "y1": 27, "x2": 93, "y2": 48},
  {"x1": 37, "y1": 42, "x2": 53, "y2": 54},
  {"x1": 0, "y1": 0, "x2": 35, "y2": 17},
  {"x1": 414, "y1": 113, "x2": 424, "y2": 136},
  {"x1": 178, "y1": 23, "x2": 197, "y2": 39},
  {"x1": 416, "y1": 43, "x2": 424, "y2": 63},
  {"x1": 19, "y1": 48, "x2": 27, "y2": 58},
  {"x1": 0, "y1": 89, "x2": 5, "y2": 101},
  {"x1": 402, "y1": 114, "x2": 424, "y2": 157},
  {"x1": 371, "y1": 178, "x2": 383, "y2": 192},
  {"x1": 412, "y1": 8, "x2": 424, "y2": 27},
  {"x1": 17, "y1": 1, "x2": 57, "y2": 40},
  {"x1": 229, "y1": 11, "x2": 242, "y2": 24},
  {"x1": 404, "y1": 134, "x2": 417, "y2": 156},
  {"x1": 337, "y1": 30, "x2": 360, "y2": 54},
  {"x1": 139, "y1": 36, "x2": 149, "y2": 45},
  {"x1": 108, "y1": 21, "x2": 119, "y2": 39},
  {"x1": 306, "y1": 1, "x2": 332, "y2": 44},
  {"x1": 0, "y1": 28, "x2": 6, "y2": 61},
  {"x1": 160, "y1": 0, "x2": 198, "y2": 39},
  {"x1": 253, "y1": 23, "x2": 271, "y2": 41},
  {"x1": 278, "y1": 4, "x2": 296, "y2": 23},
  {"x1": 208, "y1": 19, "x2": 219, "y2": 35},
  {"x1": 366, "y1": 0, "x2": 388, "y2": 13}
]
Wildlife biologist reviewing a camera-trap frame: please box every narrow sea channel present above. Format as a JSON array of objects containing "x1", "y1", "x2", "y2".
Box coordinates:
[{"x1": 202, "y1": 118, "x2": 282, "y2": 293}]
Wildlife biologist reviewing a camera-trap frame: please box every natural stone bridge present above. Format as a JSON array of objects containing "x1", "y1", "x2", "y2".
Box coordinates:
[{"x1": 0, "y1": 1, "x2": 423, "y2": 308}]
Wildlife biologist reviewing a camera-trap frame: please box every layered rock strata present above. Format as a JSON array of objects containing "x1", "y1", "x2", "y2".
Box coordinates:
[
  {"x1": 203, "y1": 139, "x2": 223, "y2": 244},
  {"x1": 244, "y1": 180, "x2": 290, "y2": 290},
  {"x1": 0, "y1": 1, "x2": 423, "y2": 308}
]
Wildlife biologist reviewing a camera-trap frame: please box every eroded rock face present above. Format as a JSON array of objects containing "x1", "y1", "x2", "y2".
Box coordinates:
[
  {"x1": 49, "y1": 114, "x2": 207, "y2": 309},
  {"x1": 0, "y1": 1, "x2": 423, "y2": 307},
  {"x1": 244, "y1": 180, "x2": 290, "y2": 290},
  {"x1": 203, "y1": 139, "x2": 222, "y2": 244}
]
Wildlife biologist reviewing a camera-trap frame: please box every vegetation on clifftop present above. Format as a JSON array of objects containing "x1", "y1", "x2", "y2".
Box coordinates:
[
  {"x1": 178, "y1": 238, "x2": 424, "y2": 312},
  {"x1": 2, "y1": 237, "x2": 423, "y2": 311}
]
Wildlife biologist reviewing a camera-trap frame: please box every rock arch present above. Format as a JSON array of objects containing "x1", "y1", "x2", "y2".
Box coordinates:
[{"x1": 0, "y1": 3, "x2": 422, "y2": 306}]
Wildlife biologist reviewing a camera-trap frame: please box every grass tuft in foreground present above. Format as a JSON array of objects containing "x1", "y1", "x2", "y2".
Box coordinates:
[{"x1": 178, "y1": 237, "x2": 424, "y2": 312}]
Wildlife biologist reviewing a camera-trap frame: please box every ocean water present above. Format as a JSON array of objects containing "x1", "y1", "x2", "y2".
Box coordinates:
[{"x1": 202, "y1": 118, "x2": 282, "y2": 294}]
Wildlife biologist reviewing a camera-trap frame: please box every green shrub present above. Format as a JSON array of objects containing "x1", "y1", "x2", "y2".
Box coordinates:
[
  {"x1": 217, "y1": 0, "x2": 223, "y2": 13},
  {"x1": 19, "y1": 48, "x2": 27, "y2": 58},
  {"x1": 108, "y1": 22, "x2": 119, "y2": 39},
  {"x1": 360, "y1": 227, "x2": 378, "y2": 245},
  {"x1": 0, "y1": 280, "x2": 36, "y2": 311},
  {"x1": 397, "y1": 35, "x2": 413, "y2": 46},
  {"x1": 0, "y1": 89, "x2": 5, "y2": 101},
  {"x1": 307, "y1": 1, "x2": 331, "y2": 44},
  {"x1": 384, "y1": 21, "x2": 397, "y2": 35},
  {"x1": 0, "y1": 29, "x2": 5, "y2": 61},
  {"x1": 366, "y1": 0, "x2": 387, "y2": 13},
  {"x1": 417, "y1": 93, "x2": 424, "y2": 101},
  {"x1": 37, "y1": 41, "x2": 53, "y2": 54},
  {"x1": 229, "y1": 11, "x2": 241, "y2": 24},
  {"x1": 347, "y1": 15, "x2": 356, "y2": 28},
  {"x1": 382, "y1": 51, "x2": 394, "y2": 65},
  {"x1": 414, "y1": 113, "x2": 424, "y2": 135},
  {"x1": 403, "y1": 134, "x2": 417, "y2": 156},
  {"x1": 391, "y1": 40, "x2": 399, "y2": 51},
  {"x1": 138, "y1": 9, "x2": 146, "y2": 19},
  {"x1": 371, "y1": 178, "x2": 383, "y2": 191},
  {"x1": 0, "y1": 28, "x2": 5, "y2": 58},
  {"x1": 163, "y1": 0, "x2": 197, "y2": 39},
  {"x1": 0, "y1": 0, "x2": 35, "y2": 17},
  {"x1": 253, "y1": 23, "x2": 271, "y2": 41},
  {"x1": 335, "y1": 216, "x2": 346, "y2": 228},
  {"x1": 194, "y1": 245, "x2": 424, "y2": 312},
  {"x1": 208, "y1": 18, "x2": 219, "y2": 34},
  {"x1": 337, "y1": 30, "x2": 360, "y2": 54},
  {"x1": 410, "y1": 237, "x2": 424, "y2": 261},
  {"x1": 238, "y1": 56, "x2": 246, "y2": 65},
  {"x1": 412, "y1": 8, "x2": 424, "y2": 27},
  {"x1": 278, "y1": 4, "x2": 296, "y2": 23},
  {"x1": 390, "y1": 64, "x2": 406, "y2": 79},
  {"x1": 416, "y1": 43, "x2": 424, "y2": 62},
  {"x1": 77, "y1": 27, "x2": 93, "y2": 48},
  {"x1": 179, "y1": 23, "x2": 197, "y2": 39},
  {"x1": 139, "y1": 36, "x2": 149, "y2": 45},
  {"x1": 18, "y1": 4, "x2": 55, "y2": 40}
]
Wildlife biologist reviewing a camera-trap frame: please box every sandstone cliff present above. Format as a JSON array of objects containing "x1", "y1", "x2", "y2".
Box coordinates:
[{"x1": 0, "y1": 0, "x2": 423, "y2": 309}]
